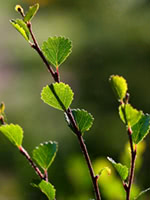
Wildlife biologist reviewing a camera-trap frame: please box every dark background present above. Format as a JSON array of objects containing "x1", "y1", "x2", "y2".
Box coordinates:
[{"x1": 0, "y1": 0, "x2": 150, "y2": 199}]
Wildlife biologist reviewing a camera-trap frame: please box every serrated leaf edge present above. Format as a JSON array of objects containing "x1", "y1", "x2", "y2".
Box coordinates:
[{"x1": 42, "y1": 36, "x2": 72, "y2": 67}]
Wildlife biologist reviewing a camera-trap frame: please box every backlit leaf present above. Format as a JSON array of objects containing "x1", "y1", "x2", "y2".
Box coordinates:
[
  {"x1": 10, "y1": 19, "x2": 30, "y2": 41},
  {"x1": 41, "y1": 82, "x2": 74, "y2": 111},
  {"x1": 15, "y1": 5, "x2": 24, "y2": 16},
  {"x1": 42, "y1": 36, "x2": 72, "y2": 68},
  {"x1": 32, "y1": 141, "x2": 58, "y2": 170},
  {"x1": 65, "y1": 109, "x2": 94, "y2": 134},
  {"x1": 109, "y1": 75, "x2": 128, "y2": 101},
  {"x1": 134, "y1": 187, "x2": 150, "y2": 200},
  {"x1": 24, "y1": 3, "x2": 39, "y2": 22},
  {"x1": 0, "y1": 124, "x2": 23, "y2": 148},
  {"x1": 107, "y1": 157, "x2": 128, "y2": 181},
  {"x1": 132, "y1": 114, "x2": 150, "y2": 144},
  {"x1": 32, "y1": 180, "x2": 55, "y2": 200},
  {"x1": 119, "y1": 104, "x2": 143, "y2": 127}
]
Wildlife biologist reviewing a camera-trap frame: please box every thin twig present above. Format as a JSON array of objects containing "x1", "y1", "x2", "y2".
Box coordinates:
[
  {"x1": 27, "y1": 22, "x2": 59, "y2": 83},
  {"x1": 126, "y1": 127, "x2": 137, "y2": 200},
  {"x1": 27, "y1": 22, "x2": 101, "y2": 200},
  {"x1": 19, "y1": 146, "x2": 44, "y2": 180},
  {"x1": 0, "y1": 116, "x2": 5, "y2": 125},
  {"x1": 44, "y1": 170, "x2": 49, "y2": 182}
]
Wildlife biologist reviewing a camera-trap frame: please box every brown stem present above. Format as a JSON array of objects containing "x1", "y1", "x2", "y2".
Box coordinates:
[
  {"x1": 19, "y1": 146, "x2": 44, "y2": 180},
  {"x1": 0, "y1": 116, "x2": 5, "y2": 125},
  {"x1": 77, "y1": 134, "x2": 101, "y2": 200},
  {"x1": 27, "y1": 22, "x2": 101, "y2": 200},
  {"x1": 126, "y1": 127, "x2": 137, "y2": 200},
  {"x1": 44, "y1": 170, "x2": 49, "y2": 182},
  {"x1": 27, "y1": 22, "x2": 59, "y2": 83}
]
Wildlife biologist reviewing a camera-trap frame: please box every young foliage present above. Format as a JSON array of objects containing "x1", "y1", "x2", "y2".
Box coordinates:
[
  {"x1": 24, "y1": 3, "x2": 39, "y2": 22},
  {"x1": 98, "y1": 167, "x2": 111, "y2": 176},
  {"x1": 32, "y1": 180, "x2": 56, "y2": 200},
  {"x1": 32, "y1": 141, "x2": 58, "y2": 170},
  {"x1": 0, "y1": 124, "x2": 23, "y2": 148},
  {"x1": 134, "y1": 187, "x2": 150, "y2": 200},
  {"x1": 119, "y1": 104, "x2": 143, "y2": 127},
  {"x1": 10, "y1": 19, "x2": 30, "y2": 41},
  {"x1": 0, "y1": 102, "x2": 7, "y2": 124},
  {"x1": 42, "y1": 36, "x2": 72, "y2": 68},
  {"x1": 41, "y1": 82, "x2": 74, "y2": 111},
  {"x1": 107, "y1": 157, "x2": 128, "y2": 181},
  {"x1": 15, "y1": 5, "x2": 24, "y2": 16},
  {"x1": 132, "y1": 114, "x2": 150, "y2": 144},
  {"x1": 65, "y1": 109, "x2": 94, "y2": 134},
  {"x1": 0, "y1": 102, "x2": 5, "y2": 114},
  {"x1": 109, "y1": 75, "x2": 128, "y2": 101}
]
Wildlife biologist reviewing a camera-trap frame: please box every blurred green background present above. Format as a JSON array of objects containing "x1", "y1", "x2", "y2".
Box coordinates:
[{"x1": 0, "y1": 0, "x2": 150, "y2": 199}]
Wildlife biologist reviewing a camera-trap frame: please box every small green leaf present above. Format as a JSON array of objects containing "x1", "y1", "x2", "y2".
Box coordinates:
[
  {"x1": 107, "y1": 157, "x2": 128, "y2": 181},
  {"x1": 0, "y1": 124, "x2": 23, "y2": 148},
  {"x1": 32, "y1": 180, "x2": 55, "y2": 200},
  {"x1": 39, "y1": 180, "x2": 55, "y2": 200},
  {"x1": 65, "y1": 109, "x2": 94, "y2": 134},
  {"x1": 132, "y1": 114, "x2": 150, "y2": 144},
  {"x1": 32, "y1": 141, "x2": 58, "y2": 170},
  {"x1": 42, "y1": 36, "x2": 72, "y2": 68},
  {"x1": 24, "y1": 3, "x2": 39, "y2": 22},
  {"x1": 98, "y1": 167, "x2": 111, "y2": 176},
  {"x1": 109, "y1": 75, "x2": 128, "y2": 101},
  {"x1": 0, "y1": 102, "x2": 5, "y2": 114},
  {"x1": 134, "y1": 187, "x2": 150, "y2": 200},
  {"x1": 10, "y1": 19, "x2": 30, "y2": 41},
  {"x1": 119, "y1": 103, "x2": 143, "y2": 127},
  {"x1": 0, "y1": 102, "x2": 7, "y2": 124},
  {"x1": 15, "y1": 5, "x2": 24, "y2": 16},
  {"x1": 41, "y1": 82, "x2": 74, "y2": 111}
]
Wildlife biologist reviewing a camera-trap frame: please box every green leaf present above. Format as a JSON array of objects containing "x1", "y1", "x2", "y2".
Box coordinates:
[
  {"x1": 0, "y1": 102, "x2": 7, "y2": 125},
  {"x1": 65, "y1": 109, "x2": 94, "y2": 134},
  {"x1": 41, "y1": 36, "x2": 72, "y2": 68},
  {"x1": 0, "y1": 124, "x2": 23, "y2": 148},
  {"x1": 134, "y1": 187, "x2": 150, "y2": 200},
  {"x1": 109, "y1": 75, "x2": 128, "y2": 101},
  {"x1": 132, "y1": 114, "x2": 150, "y2": 144},
  {"x1": 98, "y1": 167, "x2": 111, "y2": 176},
  {"x1": 10, "y1": 19, "x2": 30, "y2": 41},
  {"x1": 32, "y1": 141, "x2": 58, "y2": 170},
  {"x1": 41, "y1": 82, "x2": 74, "y2": 111},
  {"x1": 39, "y1": 180, "x2": 55, "y2": 200},
  {"x1": 32, "y1": 180, "x2": 55, "y2": 200},
  {"x1": 15, "y1": 5, "x2": 24, "y2": 16},
  {"x1": 0, "y1": 102, "x2": 5, "y2": 114},
  {"x1": 119, "y1": 103, "x2": 143, "y2": 127},
  {"x1": 24, "y1": 3, "x2": 39, "y2": 22},
  {"x1": 107, "y1": 157, "x2": 128, "y2": 181}
]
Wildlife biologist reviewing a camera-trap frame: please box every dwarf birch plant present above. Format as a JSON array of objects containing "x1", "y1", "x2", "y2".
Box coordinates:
[{"x1": 0, "y1": 3, "x2": 150, "y2": 200}]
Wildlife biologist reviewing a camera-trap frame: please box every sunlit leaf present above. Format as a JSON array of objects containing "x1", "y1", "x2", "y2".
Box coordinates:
[
  {"x1": 32, "y1": 141, "x2": 58, "y2": 170},
  {"x1": 132, "y1": 114, "x2": 150, "y2": 144},
  {"x1": 41, "y1": 82, "x2": 74, "y2": 111},
  {"x1": 98, "y1": 167, "x2": 111, "y2": 176},
  {"x1": 32, "y1": 180, "x2": 55, "y2": 200},
  {"x1": 109, "y1": 75, "x2": 128, "y2": 101},
  {"x1": 0, "y1": 124, "x2": 23, "y2": 148},
  {"x1": 119, "y1": 103, "x2": 143, "y2": 127},
  {"x1": 134, "y1": 187, "x2": 150, "y2": 200},
  {"x1": 0, "y1": 102, "x2": 5, "y2": 114},
  {"x1": 107, "y1": 157, "x2": 128, "y2": 181},
  {"x1": 10, "y1": 19, "x2": 30, "y2": 41},
  {"x1": 42, "y1": 36, "x2": 72, "y2": 68},
  {"x1": 24, "y1": 3, "x2": 39, "y2": 22},
  {"x1": 15, "y1": 5, "x2": 24, "y2": 16},
  {"x1": 65, "y1": 109, "x2": 94, "y2": 134}
]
